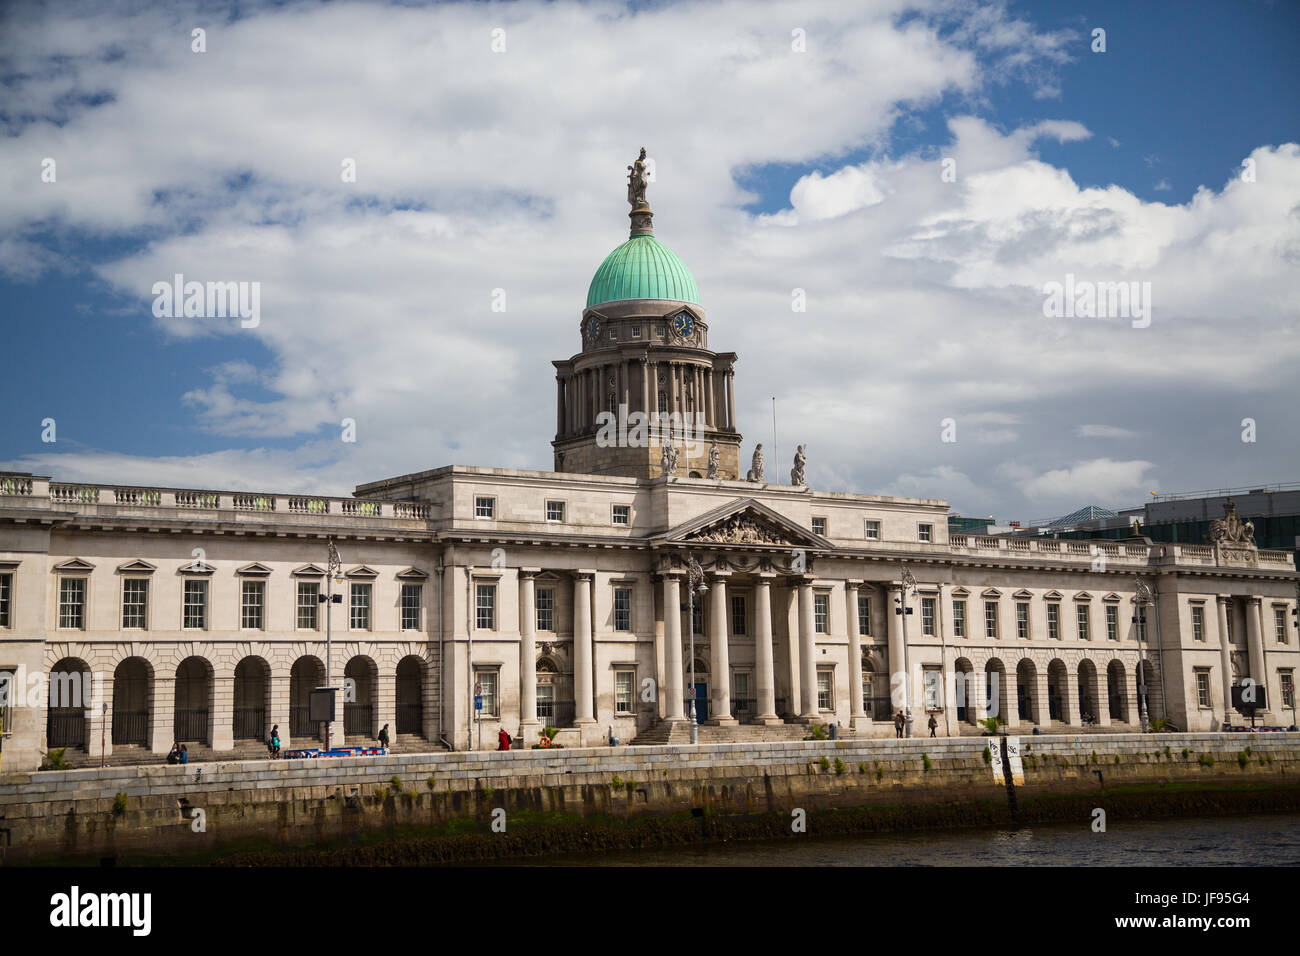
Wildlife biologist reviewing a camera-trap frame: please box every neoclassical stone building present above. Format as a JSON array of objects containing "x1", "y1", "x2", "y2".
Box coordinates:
[{"x1": 1, "y1": 156, "x2": 1297, "y2": 771}]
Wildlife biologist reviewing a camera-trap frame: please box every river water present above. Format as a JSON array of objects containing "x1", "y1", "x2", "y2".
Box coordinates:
[{"x1": 495, "y1": 812, "x2": 1300, "y2": 867}]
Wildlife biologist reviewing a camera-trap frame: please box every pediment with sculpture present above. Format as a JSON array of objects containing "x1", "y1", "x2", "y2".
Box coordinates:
[{"x1": 653, "y1": 498, "x2": 832, "y2": 553}]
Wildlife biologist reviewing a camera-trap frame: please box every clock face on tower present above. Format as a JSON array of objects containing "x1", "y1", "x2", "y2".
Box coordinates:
[
  {"x1": 586, "y1": 316, "x2": 601, "y2": 343},
  {"x1": 670, "y1": 311, "x2": 694, "y2": 338}
]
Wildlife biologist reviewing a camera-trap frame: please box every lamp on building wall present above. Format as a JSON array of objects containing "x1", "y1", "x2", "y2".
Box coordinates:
[{"x1": 686, "y1": 553, "x2": 707, "y2": 745}]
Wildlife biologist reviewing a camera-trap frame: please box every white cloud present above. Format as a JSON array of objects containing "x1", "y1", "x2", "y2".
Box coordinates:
[
  {"x1": 0, "y1": 0, "x2": 1295, "y2": 521},
  {"x1": 1076, "y1": 424, "x2": 1139, "y2": 439}
]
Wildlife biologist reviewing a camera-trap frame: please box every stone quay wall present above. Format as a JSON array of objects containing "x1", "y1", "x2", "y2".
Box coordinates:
[{"x1": 2, "y1": 733, "x2": 1299, "y2": 864}]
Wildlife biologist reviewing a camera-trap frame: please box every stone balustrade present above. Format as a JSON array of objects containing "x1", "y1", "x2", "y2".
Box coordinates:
[{"x1": 0, "y1": 473, "x2": 431, "y2": 526}]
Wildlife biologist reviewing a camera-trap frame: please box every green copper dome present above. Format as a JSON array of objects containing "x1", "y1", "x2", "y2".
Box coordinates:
[{"x1": 586, "y1": 234, "x2": 700, "y2": 308}]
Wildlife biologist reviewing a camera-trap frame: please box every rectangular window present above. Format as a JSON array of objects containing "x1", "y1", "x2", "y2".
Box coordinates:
[
  {"x1": 401, "y1": 583, "x2": 422, "y2": 630},
  {"x1": 475, "y1": 583, "x2": 495, "y2": 630},
  {"x1": 241, "y1": 579, "x2": 265, "y2": 630},
  {"x1": 632, "y1": 325, "x2": 641, "y2": 339},
  {"x1": 918, "y1": 523, "x2": 933, "y2": 543},
  {"x1": 952, "y1": 599, "x2": 966, "y2": 638},
  {"x1": 1282, "y1": 672, "x2": 1296, "y2": 709},
  {"x1": 1016, "y1": 602, "x2": 1029, "y2": 640},
  {"x1": 730, "y1": 594, "x2": 747, "y2": 635},
  {"x1": 546, "y1": 500, "x2": 565, "y2": 522},
  {"x1": 613, "y1": 587, "x2": 632, "y2": 631},
  {"x1": 985, "y1": 601, "x2": 999, "y2": 639},
  {"x1": 1047, "y1": 603, "x2": 1060, "y2": 640},
  {"x1": 0, "y1": 667, "x2": 14, "y2": 735},
  {"x1": 816, "y1": 669, "x2": 833, "y2": 711},
  {"x1": 615, "y1": 669, "x2": 635, "y2": 714},
  {"x1": 474, "y1": 496, "x2": 495, "y2": 519},
  {"x1": 609, "y1": 327, "x2": 618, "y2": 341},
  {"x1": 297, "y1": 581, "x2": 319, "y2": 630},
  {"x1": 921, "y1": 596, "x2": 936, "y2": 636},
  {"x1": 350, "y1": 581, "x2": 372, "y2": 630},
  {"x1": 864, "y1": 520, "x2": 880, "y2": 540},
  {"x1": 536, "y1": 586, "x2": 554, "y2": 631},
  {"x1": 1196, "y1": 670, "x2": 1212, "y2": 708},
  {"x1": 183, "y1": 579, "x2": 208, "y2": 629},
  {"x1": 858, "y1": 594, "x2": 872, "y2": 636},
  {"x1": 811, "y1": 516, "x2": 827, "y2": 536},
  {"x1": 1077, "y1": 603, "x2": 1091, "y2": 641},
  {"x1": 1192, "y1": 605, "x2": 1205, "y2": 641},
  {"x1": 691, "y1": 598, "x2": 704, "y2": 636},
  {"x1": 1276, "y1": 608, "x2": 1288, "y2": 644},
  {"x1": 814, "y1": 593, "x2": 829, "y2": 634},
  {"x1": 58, "y1": 577, "x2": 86, "y2": 629},
  {"x1": 924, "y1": 667, "x2": 941, "y2": 709},
  {"x1": 475, "y1": 669, "x2": 498, "y2": 717},
  {"x1": 1134, "y1": 606, "x2": 1147, "y2": 642},
  {"x1": 1106, "y1": 604, "x2": 1118, "y2": 641},
  {"x1": 862, "y1": 675, "x2": 872, "y2": 716},
  {"x1": 122, "y1": 578, "x2": 148, "y2": 629},
  {"x1": 1226, "y1": 611, "x2": 1235, "y2": 643},
  {"x1": 0, "y1": 572, "x2": 11, "y2": 627},
  {"x1": 612, "y1": 504, "x2": 630, "y2": 525}
]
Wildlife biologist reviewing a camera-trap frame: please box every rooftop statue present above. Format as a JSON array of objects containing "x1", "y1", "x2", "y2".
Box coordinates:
[
  {"x1": 627, "y1": 147, "x2": 649, "y2": 211},
  {"x1": 791, "y1": 444, "x2": 806, "y2": 485}
]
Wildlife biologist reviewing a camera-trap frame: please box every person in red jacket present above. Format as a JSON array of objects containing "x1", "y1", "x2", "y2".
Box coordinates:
[{"x1": 497, "y1": 727, "x2": 511, "y2": 751}]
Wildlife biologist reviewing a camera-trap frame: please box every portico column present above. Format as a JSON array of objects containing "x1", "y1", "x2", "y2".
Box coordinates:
[
  {"x1": 1246, "y1": 596, "x2": 1267, "y2": 709},
  {"x1": 1217, "y1": 595, "x2": 1234, "y2": 716},
  {"x1": 708, "y1": 574, "x2": 737, "y2": 724},
  {"x1": 754, "y1": 574, "x2": 780, "y2": 723},
  {"x1": 797, "y1": 579, "x2": 819, "y2": 721},
  {"x1": 573, "y1": 572, "x2": 596, "y2": 725},
  {"x1": 519, "y1": 570, "x2": 540, "y2": 735},
  {"x1": 846, "y1": 581, "x2": 866, "y2": 730},
  {"x1": 886, "y1": 584, "x2": 905, "y2": 716},
  {"x1": 661, "y1": 574, "x2": 686, "y2": 720}
]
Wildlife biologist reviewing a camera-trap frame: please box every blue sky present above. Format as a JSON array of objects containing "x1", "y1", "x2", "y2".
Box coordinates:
[{"x1": 1, "y1": 0, "x2": 1297, "y2": 520}]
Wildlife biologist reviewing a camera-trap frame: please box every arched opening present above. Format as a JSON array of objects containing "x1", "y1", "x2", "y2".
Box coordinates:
[
  {"x1": 233, "y1": 657, "x2": 269, "y2": 740},
  {"x1": 290, "y1": 656, "x2": 325, "y2": 741},
  {"x1": 1077, "y1": 660, "x2": 1100, "y2": 725},
  {"x1": 46, "y1": 657, "x2": 91, "y2": 749},
  {"x1": 174, "y1": 657, "x2": 213, "y2": 744},
  {"x1": 953, "y1": 658, "x2": 975, "y2": 724},
  {"x1": 112, "y1": 658, "x2": 151, "y2": 746},
  {"x1": 1016, "y1": 659, "x2": 1037, "y2": 725},
  {"x1": 985, "y1": 659, "x2": 1008, "y2": 726},
  {"x1": 1047, "y1": 659, "x2": 1070, "y2": 724},
  {"x1": 396, "y1": 656, "x2": 426, "y2": 736},
  {"x1": 344, "y1": 656, "x2": 377, "y2": 739},
  {"x1": 1106, "y1": 659, "x2": 1127, "y2": 723},
  {"x1": 861, "y1": 659, "x2": 882, "y2": 721}
]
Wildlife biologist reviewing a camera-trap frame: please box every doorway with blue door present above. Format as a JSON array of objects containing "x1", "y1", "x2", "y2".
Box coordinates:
[{"x1": 687, "y1": 658, "x2": 709, "y2": 723}]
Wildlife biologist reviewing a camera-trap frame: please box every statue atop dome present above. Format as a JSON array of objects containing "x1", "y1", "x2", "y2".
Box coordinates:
[
  {"x1": 627, "y1": 147, "x2": 654, "y2": 237},
  {"x1": 627, "y1": 147, "x2": 650, "y2": 210}
]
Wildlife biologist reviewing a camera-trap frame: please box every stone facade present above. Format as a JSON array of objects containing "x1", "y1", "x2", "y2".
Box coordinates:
[{"x1": 1, "y1": 174, "x2": 1297, "y2": 774}]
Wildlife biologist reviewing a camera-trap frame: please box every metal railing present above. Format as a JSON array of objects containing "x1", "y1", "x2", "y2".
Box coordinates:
[
  {"x1": 343, "y1": 703, "x2": 373, "y2": 737},
  {"x1": 865, "y1": 696, "x2": 894, "y2": 721},
  {"x1": 173, "y1": 708, "x2": 209, "y2": 743},
  {"x1": 731, "y1": 697, "x2": 757, "y2": 720},
  {"x1": 290, "y1": 705, "x2": 318, "y2": 739},
  {"x1": 233, "y1": 706, "x2": 265, "y2": 740},
  {"x1": 536, "y1": 699, "x2": 575, "y2": 729},
  {"x1": 46, "y1": 709, "x2": 85, "y2": 748},
  {"x1": 112, "y1": 709, "x2": 149, "y2": 745},
  {"x1": 396, "y1": 702, "x2": 423, "y2": 735}
]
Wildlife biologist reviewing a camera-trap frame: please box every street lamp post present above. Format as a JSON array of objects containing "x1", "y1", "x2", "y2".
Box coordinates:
[
  {"x1": 323, "y1": 539, "x2": 342, "y2": 752},
  {"x1": 686, "y1": 554, "x2": 707, "y2": 745},
  {"x1": 1133, "y1": 576, "x2": 1153, "y2": 733},
  {"x1": 895, "y1": 565, "x2": 918, "y2": 738}
]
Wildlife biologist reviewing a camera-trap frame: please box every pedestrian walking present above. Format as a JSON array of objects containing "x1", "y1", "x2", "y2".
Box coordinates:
[
  {"x1": 378, "y1": 723, "x2": 390, "y2": 750},
  {"x1": 497, "y1": 727, "x2": 511, "y2": 751},
  {"x1": 928, "y1": 713, "x2": 938, "y2": 738}
]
